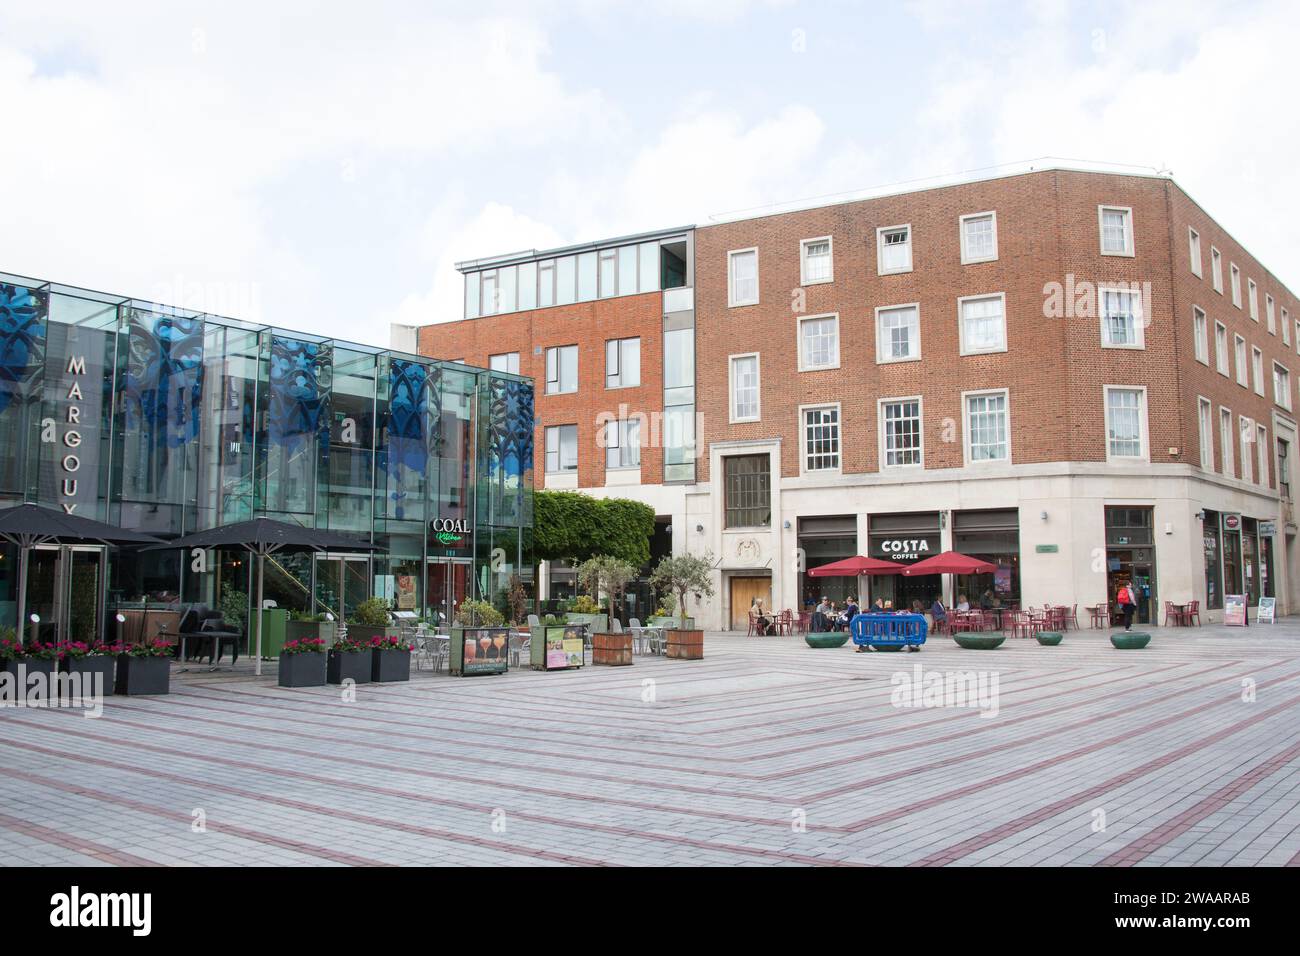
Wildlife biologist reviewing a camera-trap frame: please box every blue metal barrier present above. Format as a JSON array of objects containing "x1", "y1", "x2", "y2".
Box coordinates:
[{"x1": 850, "y1": 612, "x2": 928, "y2": 650}]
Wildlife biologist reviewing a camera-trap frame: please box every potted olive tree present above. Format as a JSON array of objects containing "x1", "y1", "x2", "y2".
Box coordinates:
[
  {"x1": 649, "y1": 552, "x2": 715, "y2": 660},
  {"x1": 577, "y1": 556, "x2": 638, "y2": 666}
]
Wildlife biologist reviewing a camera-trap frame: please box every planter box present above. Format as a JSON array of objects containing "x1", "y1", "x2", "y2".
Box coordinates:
[
  {"x1": 593, "y1": 632, "x2": 633, "y2": 666},
  {"x1": 1111, "y1": 632, "x2": 1151, "y2": 649},
  {"x1": 1036, "y1": 631, "x2": 1064, "y2": 646},
  {"x1": 278, "y1": 651, "x2": 327, "y2": 688},
  {"x1": 665, "y1": 628, "x2": 704, "y2": 660},
  {"x1": 114, "y1": 655, "x2": 171, "y2": 695},
  {"x1": 327, "y1": 650, "x2": 371, "y2": 685},
  {"x1": 60, "y1": 656, "x2": 115, "y2": 697},
  {"x1": 565, "y1": 613, "x2": 608, "y2": 634},
  {"x1": 371, "y1": 648, "x2": 412, "y2": 682},
  {"x1": 346, "y1": 625, "x2": 400, "y2": 644},
  {"x1": 4, "y1": 659, "x2": 57, "y2": 701},
  {"x1": 286, "y1": 620, "x2": 337, "y2": 649},
  {"x1": 953, "y1": 634, "x2": 1006, "y2": 650},
  {"x1": 805, "y1": 633, "x2": 848, "y2": 649}
]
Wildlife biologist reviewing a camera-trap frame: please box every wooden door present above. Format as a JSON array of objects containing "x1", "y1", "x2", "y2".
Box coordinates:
[{"x1": 730, "y1": 576, "x2": 772, "y2": 630}]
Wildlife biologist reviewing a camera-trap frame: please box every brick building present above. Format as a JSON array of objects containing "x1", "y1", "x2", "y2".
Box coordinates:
[{"x1": 402, "y1": 167, "x2": 1300, "y2": 628}]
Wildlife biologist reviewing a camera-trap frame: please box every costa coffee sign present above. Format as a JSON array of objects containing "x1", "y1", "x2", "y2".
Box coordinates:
[
  {"x1": 1222, "y1": 513, "x2": 1241, "y2": 532},
  {"x1": 875, "y1": 536, "x2": 938, "y2": 562}
]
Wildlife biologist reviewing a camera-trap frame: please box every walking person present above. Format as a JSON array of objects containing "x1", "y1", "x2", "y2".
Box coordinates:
[{"x1": 1116, "y1": 579, "x2": 1137, "y2": 631}]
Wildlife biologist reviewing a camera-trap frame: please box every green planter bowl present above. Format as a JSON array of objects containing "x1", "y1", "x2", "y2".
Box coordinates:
[
  {"x1": 1110, "y1": 632, "x2": 1151, "y2": 649},
  {"x1": 1036, "y1": 631, "x2": 1064, "y2": 646},
  {"x1": 805, "y1": 633, "x2": 848, "y2": 649},
  {"x1": 953, "y1": 634, "x2": 1006, "y2": 650}
]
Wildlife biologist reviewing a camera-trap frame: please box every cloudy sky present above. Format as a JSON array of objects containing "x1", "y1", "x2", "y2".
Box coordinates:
[{"x1": 2, "y1": 0, "x2": 1296, "y2": 345}]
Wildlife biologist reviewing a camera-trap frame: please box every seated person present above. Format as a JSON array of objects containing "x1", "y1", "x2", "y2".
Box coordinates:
[
  {"x1": 930, "y1": 597, "x2": 948, "y2": 625},
  {"x1": 910, "y1": 600, "x2": 924, "y2": 615},
  {"x1": 956, "y1": 594, "x2": 971, "y2": 612},
  {"x1": 871, "y1": 597, "x2": 885, "y2": 612},
  {"x1": 838, "y1": 597, "x2": 859, "y2": 628},
  {"x1": 979, "y1": 589, "x2": 995, "y2": 609},
  {"x1": 811, "y1": 596, "x2": 831, "y2": 633}
]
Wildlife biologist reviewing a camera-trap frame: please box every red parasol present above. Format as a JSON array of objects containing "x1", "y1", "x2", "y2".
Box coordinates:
[
  {"x1": 807, "y1": 555, "x2": 901, "y2": 577},
  {"x1": 900, "y1": 550, "x2": 997, "y2": 576}
]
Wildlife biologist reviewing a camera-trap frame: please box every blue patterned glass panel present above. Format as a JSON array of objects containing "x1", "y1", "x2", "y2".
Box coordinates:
[
  {"x1": 263, "y1": 335, "x2": 331, "y2": 514},
  {"x1": 0, "y1": 283, "x2": 47, "y2": 415},
  {"x1": 384, "y1": 358, "x2": 427, "y2": 520}
]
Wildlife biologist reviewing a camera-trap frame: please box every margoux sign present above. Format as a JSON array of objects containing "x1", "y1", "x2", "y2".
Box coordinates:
[{"x1": 40, "y1": 355, "x2": 87, "y2": 514}]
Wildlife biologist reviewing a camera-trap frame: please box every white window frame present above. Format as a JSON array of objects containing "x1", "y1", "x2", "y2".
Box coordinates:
[
  {"x1": 1220, "y1": 406, "x2": 1235, "y2": 477},
  {"x1": 1099, "y1": 285, "x2": 1146, "y2": 349},
  {"x1": 875, "y1": 303, "x2": 921, "y2": 364},
  {"x1": 1215, "y1": 321, "x2": 1229, "y2": 376},
  {"x1": 1197, "y1": 397, "x2": 1214, "y2": 471},
  {"x1": 489, "y1": 352, "x2": 520, "y2": 375},
  {"x1": 1230, "y1": 263, "x2": 1242, "y2": 308},
  {"x1": 799, "y1": 236, "x2": 834, "y2": 286},
  {"x1": 728, "y1": 352, "x2": 761, "y2": 424},
  {"x1": 962, "y1": 388, "x2": 1011, "y2": 466},
  {"x1": 1240, "y1": 416, "x2": 1254, "y2": 483},
  {"x1": 799, "y1": 402, "x2": 842, "y2": 475},
  {"x1": 727, "y1": 247, "x2": 759, "y2": 307},
  {"x1": 1235, "y1": 334, "x2": 1248, "y2": 387},
  {"x1": 1103, "y1": 385, "x2": 1149, "y2": 464},
  {"x1": 1273, "y1": 361, "x2": 1293, "y2": 411},
  {"x1": 1252, "y1": 346, "x2": 1265, "y2": 396},
  {"x1": 1188, "y1": 227, "x2": 1202, "y2": 277},
  {"x1": 958, "y1": 292, "x2": 1007, "y2": 355},
  {"x1": 604, "y1": 418, "x2": 642, "y2": 470},
  {"x1": 1266, "y1": 294, "x2": 1276, "y2": 335},
  {"x1": 797, "y1": 312, "x2": 841, "y2": 372},
  {"x1": 1257, "y1": 423, "x2": 1269, "y2": 487},
  {"x1": 1097, "y1": 205, "x2": 1134, "y2": 257},
  {"x1": 544, "y1": 424, "x2": 578, "y2": 474},
  {"x1": 1192, "y1": 306, "x2": 1208, "y2": 365},
  {"x1": 878, "y1": 395, "x2": 924, "y2": 469},
  {"x1": 605, "y1": 336, "x2": 640, "y2": 389},
  {"x1": 959, "y1": 211, "x2": 998, "y2": 264},
  {"x1": 876, "y1": 224, "x2": 913, "y2": 275},
  {"x1": 1248, "y1": 278, "x2": 1259, "y2": 322},
  {"x1": 1211, "y1": 247, "x2": 1223, "y2": 293},
  {"x1": 544, "y1": 344, "x2": 578, "y2": 395}
]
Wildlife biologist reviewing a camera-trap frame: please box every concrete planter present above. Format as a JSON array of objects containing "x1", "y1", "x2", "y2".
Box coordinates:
[
  {"x1": 953, "y1": 634, "x2": 1006, "y2": 650},
  {"x1": 805, "y1": 633, "x2": 848, "y2": 649},
  {"x1": 60, "y1": 656, "x2": 115, "y2": 696},
  {"x1": 1036, "y1": 631, "x2": 1064, "y2": 646},
  {"x1": 327, "y1": 649, "x2": 371, "y2": 684},
  {"x1": 1110, "y1": 632, "x2": 1152, "y2": 649},
  {"x1": 114, "y1": 655, "x2": 170, "y2": 695},
  {"x1": 278, "y1": 651, "x2": 327, "y2": 687}
]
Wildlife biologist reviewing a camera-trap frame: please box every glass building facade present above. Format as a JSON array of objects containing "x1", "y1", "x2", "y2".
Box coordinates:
[{"x1": 0, "y1": 272, "x2": 533, "y2": 639}]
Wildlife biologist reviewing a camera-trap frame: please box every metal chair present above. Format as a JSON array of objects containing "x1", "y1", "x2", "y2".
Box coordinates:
[{"x1": 1186, "y1": 599, "x2": 1202, "y2": 626}]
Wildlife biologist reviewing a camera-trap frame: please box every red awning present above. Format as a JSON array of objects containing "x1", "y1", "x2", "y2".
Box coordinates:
[
  {"x1": 900, "y1": 551, "x2": 997, "y2": 576},
  {"x1": 807, "y1": 555, "x2": 901, "y2": 577}
]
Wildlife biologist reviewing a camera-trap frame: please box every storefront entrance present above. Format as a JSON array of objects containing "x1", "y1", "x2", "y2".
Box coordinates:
[
  {"x1": 729, "y1": 575, "x2": 771, "y2": 630},
  {"x1": 22, "y1": 544, "x2": 107, "y2": 644},
  {"x1": 1105, "y1": 507, "x2": 1156, "y2": 625},
  {"x1": 426, "y1": 557, "x2": 471, "y2": 625},
  {"x1": 868, "y1": 512, "x2": 941, "y2": 611}
]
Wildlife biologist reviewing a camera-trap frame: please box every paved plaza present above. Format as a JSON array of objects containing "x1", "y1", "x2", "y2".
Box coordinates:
[{"x1": 2, "y1": 622, "x2": 1300, "y2": 867}]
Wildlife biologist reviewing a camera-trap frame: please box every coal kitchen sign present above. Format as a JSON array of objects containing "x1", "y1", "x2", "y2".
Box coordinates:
[{"x1": 430, "y1": 517, "x2": 470, "y2": 546}]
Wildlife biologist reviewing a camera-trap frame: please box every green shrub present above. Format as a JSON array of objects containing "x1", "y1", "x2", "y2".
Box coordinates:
[
  {"x1": 569, "y1": 594, "x2": 601, "y2": 615},
  {"x1": 350, "y1": 597, "x2": 393, "y2": 627},
  {"x1": 456, "y1": 599, "x2": 504, "y2": 627}
]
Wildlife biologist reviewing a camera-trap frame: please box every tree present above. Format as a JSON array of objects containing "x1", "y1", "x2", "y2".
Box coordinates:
[
  {"x1": 649, "y1": 552, "x2": 715, "y2": 627},
  {"x1": 527, "y1": 490, "x2": 655, "y2": 567},
  {"x1": 576, "y1": 555, "x2": 639, "y2": 624}
]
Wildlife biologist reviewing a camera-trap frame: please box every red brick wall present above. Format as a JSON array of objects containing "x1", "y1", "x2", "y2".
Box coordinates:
[
  {"x1": 693, "y1": 170, "x2": 1297, "y2": 484},
  {"x1": 417, "y1": 292, "x2": 666, "y2": 489}
]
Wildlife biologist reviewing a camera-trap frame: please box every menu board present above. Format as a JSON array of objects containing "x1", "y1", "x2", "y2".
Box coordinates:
[
  {"x1": 537, "y1": 625, "x2": 586, "y2": 670},
  {"x1": 1258, "y1": 597, "x2": 1276, "y2": 623},
  {"x1": 450, "y1": 626, "x2": 510, "y2": 676},
  {"x1": 1224, "y1": 594, "x2": 1248, "y2": 626}
]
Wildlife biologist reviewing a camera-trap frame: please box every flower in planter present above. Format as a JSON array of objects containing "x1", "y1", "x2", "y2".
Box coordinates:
[
  {"x1": 281, "y1": 638, "x2": 326, "y2": 655},
  {"x1": 368, "y1": 635, "x2": 415, "y2": 652},
  {"x1": 21, "y1": 641, "x2": 60, "y2": 662},
  {"x1": 0, "y1": 637, "x2": 24, "y2": 662},
  {"x1": 330, "y1": 637, "x2": 370, "y2": 653},
  {"x1": 58, "y1": 641, "x2": 118, "y2": 660},
  {"x1": 124, "y1": 639, "x2": 174, "y2": 658}
]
